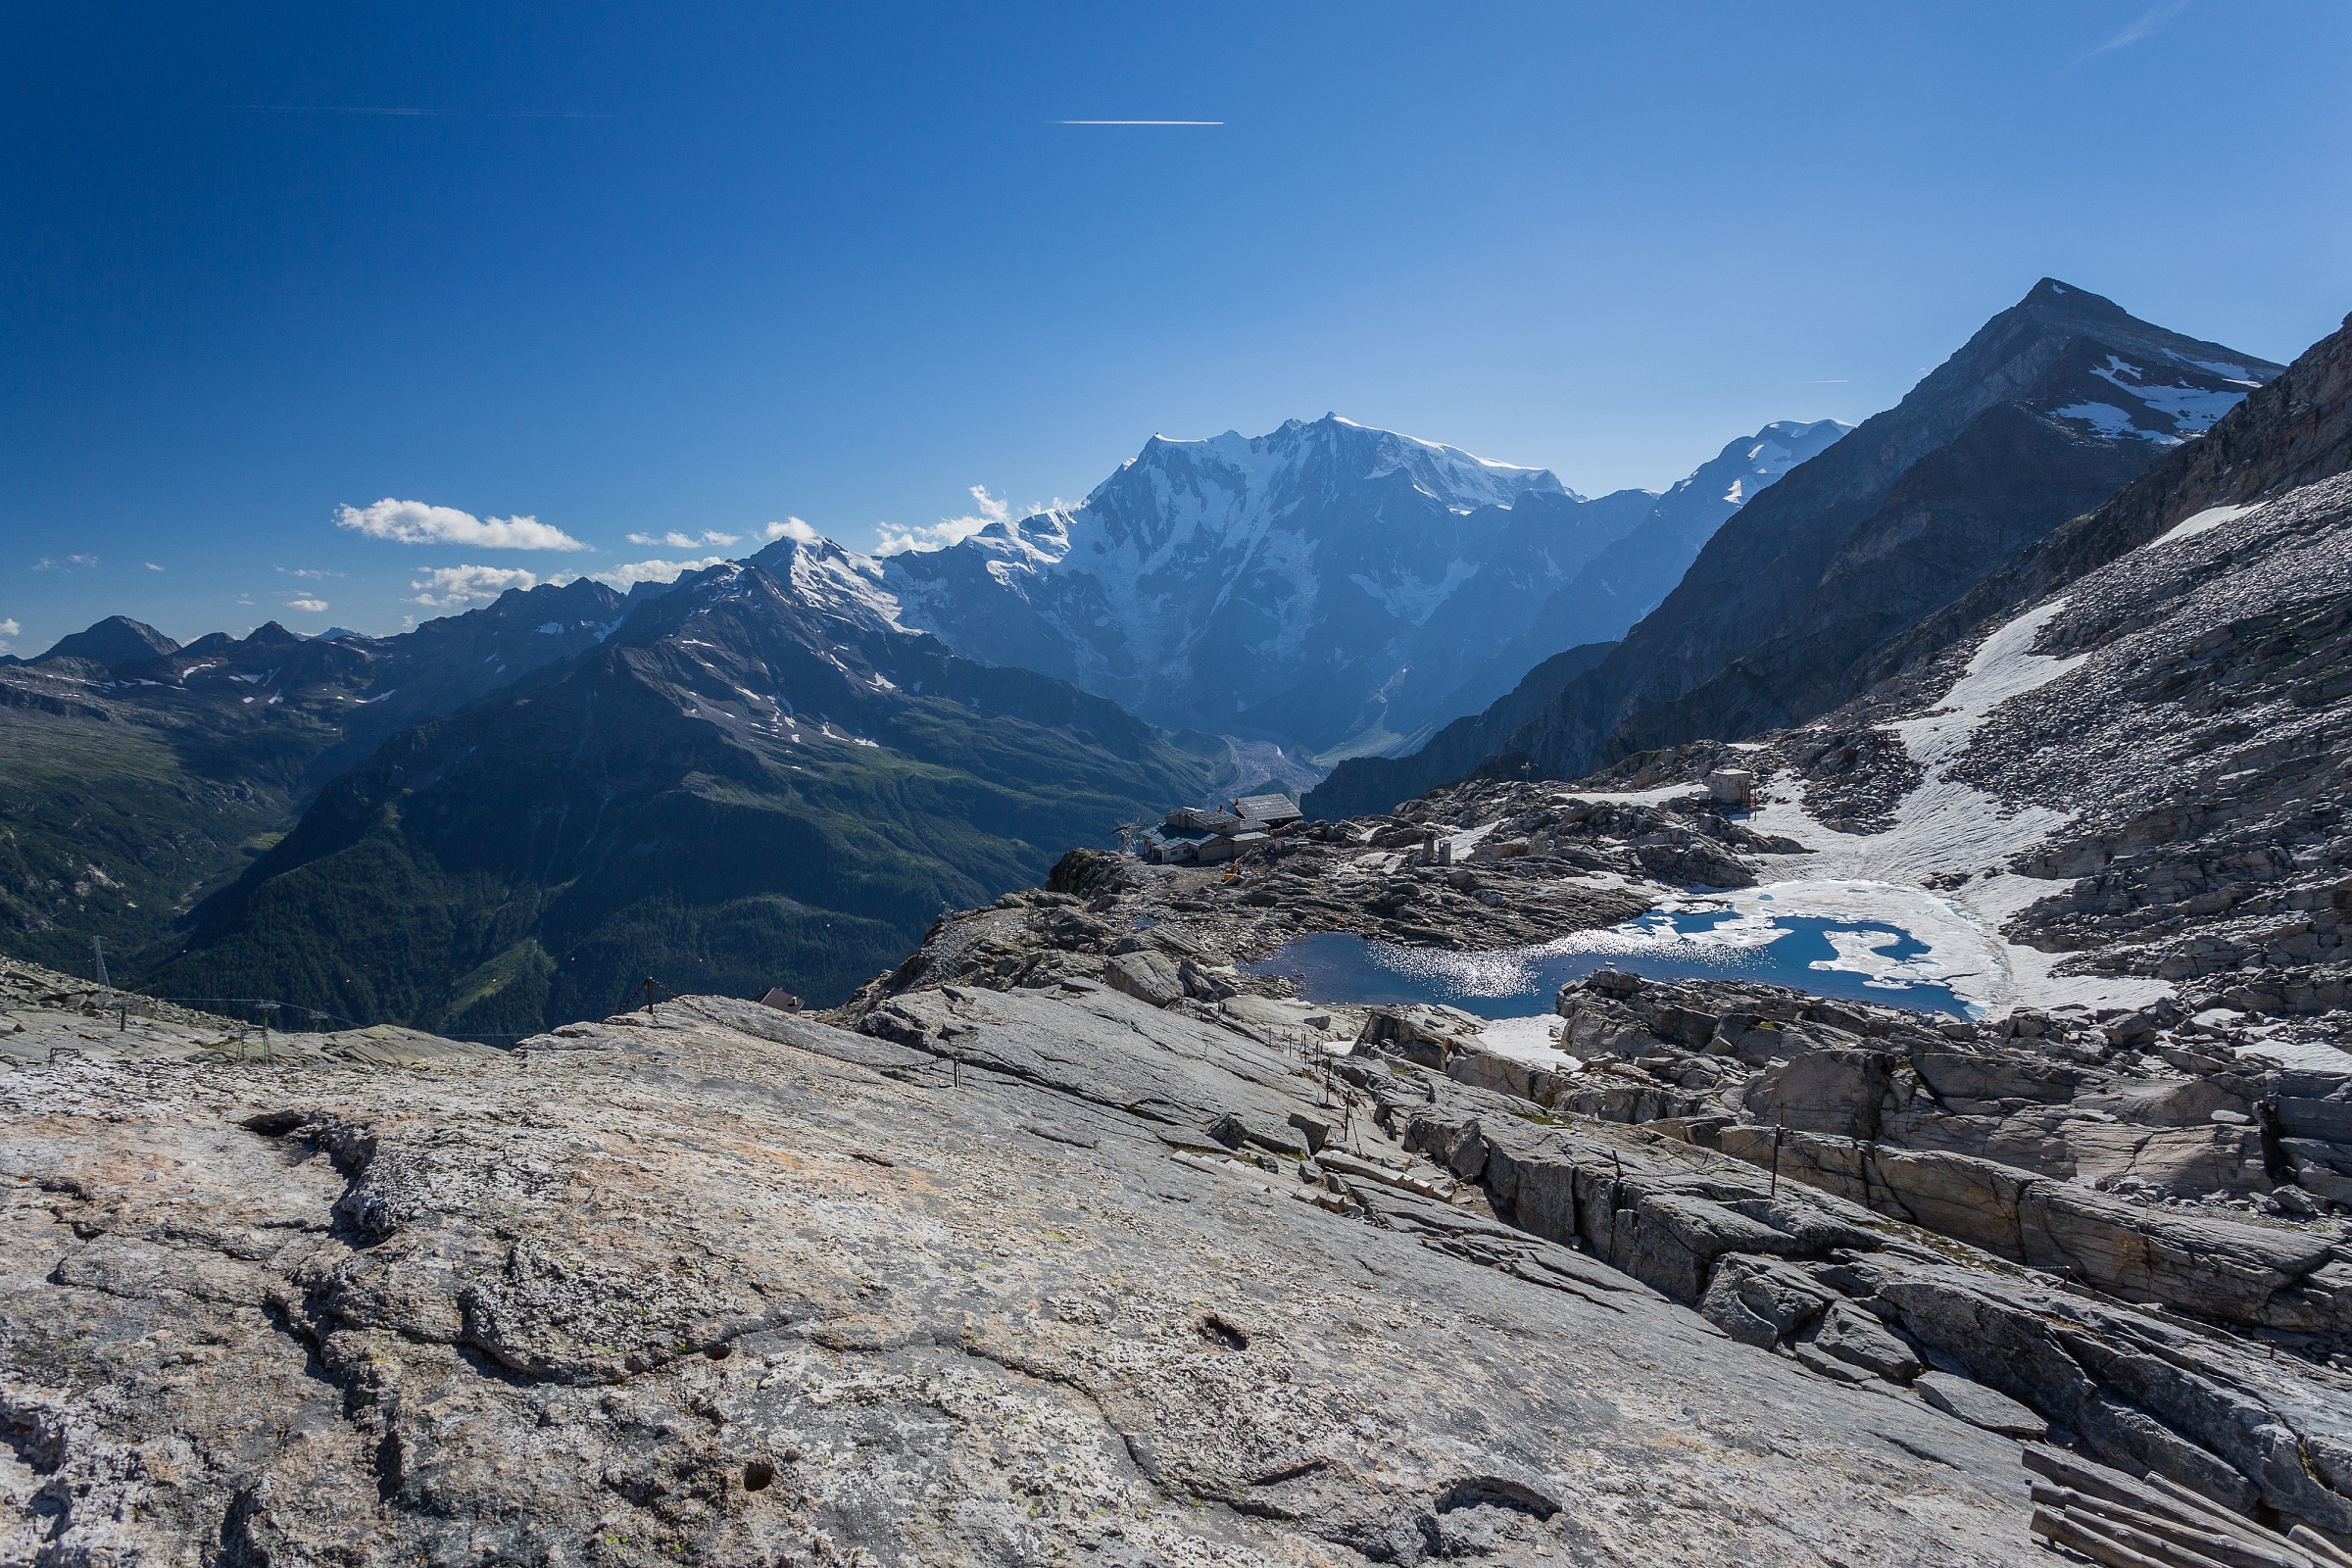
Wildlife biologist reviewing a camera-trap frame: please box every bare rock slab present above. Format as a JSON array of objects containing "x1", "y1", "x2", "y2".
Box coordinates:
[{"x1": 1915, "y1": 1370, "x2": 2052, "y2": 1440}]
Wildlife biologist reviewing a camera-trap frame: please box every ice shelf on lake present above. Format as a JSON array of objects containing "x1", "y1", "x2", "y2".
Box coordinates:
[{"x1": 1246, "y1": 878, "x2": 2002, "y2": 1026}]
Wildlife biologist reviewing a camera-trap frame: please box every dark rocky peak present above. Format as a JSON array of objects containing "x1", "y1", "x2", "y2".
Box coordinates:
[
  {"x1": 2009, "y1": 278, "x2": 2274, "y2": 380},
  {"x1": 361, "y1": 576, "x2": 625, "y2": 685},
  {"x1": 156, "y1": 619, "x2": 312, "y2": 670},
  {"x1": 1807, "y1": 280, "x2": 2278, "y2": 514},
  {"x1": 478, "y1": 575, "x2": 623, "y2": 629},
  {"x1": 1862, "y1": 308, "x2": 2352, "y2": 685},
  {"x1": 1387, "y1": 281, "x2": 2285, "y2": 793},
  {"x1": 34, "y1": 614, "x2": 180, "y2": 664}
]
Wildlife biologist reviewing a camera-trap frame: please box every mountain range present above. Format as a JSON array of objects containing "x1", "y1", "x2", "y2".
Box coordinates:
[
  {"x1": 0, "y1": 275, "x2": 2296, "y2": 1045},
  {"x1": 0, "y1": 580, "x2": 631, "y2": 977},
  {"x1": 144, "y1": 539, "x2": 1216, "y2": 1034}
]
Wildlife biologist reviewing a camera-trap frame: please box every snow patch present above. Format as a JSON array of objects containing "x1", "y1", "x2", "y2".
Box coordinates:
[
  {"x1": 1891, "y1": 599, "x2": 2087, "y2": 773},
  {"x1": 1472, "y1": 1013, "x2": 1574, "y2": 1067},
  {"x1": 2048, "y1": 402, "x2": 2180, "y2": 445},
  {"x1": 1556, "y1": 782, "x2": 1707, "y2": 808},
  {"x1": 1742, "y1": 598, "x2": 2172, "y2": 1013},
  {"x1": 2235, "y1": 1037, "x2": 2352, "y2": 1074},
  {"x1": 2144, "y1": 504, "x2": 2251, "y2": 551},
  {"x1": 2090, "y1": 358, "x2": 2247, "y2": 432}
]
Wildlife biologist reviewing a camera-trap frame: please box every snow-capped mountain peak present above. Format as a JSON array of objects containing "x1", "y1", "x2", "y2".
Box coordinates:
[
  {"x1": 1098, "y1": 413, "x2": 1568, "y2": 525},
  {"x1": 741, "y1": 530, "x2": 909, "y2": 635},
  {"x1": 872, "y1": 414, "x2": 1840, "y2": 758}
]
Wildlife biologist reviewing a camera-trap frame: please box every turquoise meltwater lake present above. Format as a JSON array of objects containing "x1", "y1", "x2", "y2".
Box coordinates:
[{"x1": 1243, "y1": 901, "x2": 1984, "y2": 1019}]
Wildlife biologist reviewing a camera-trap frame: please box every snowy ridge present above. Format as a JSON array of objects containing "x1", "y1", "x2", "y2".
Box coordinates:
[{"x1": 740, "y1": 531, "x2": 909, "y2": 637}]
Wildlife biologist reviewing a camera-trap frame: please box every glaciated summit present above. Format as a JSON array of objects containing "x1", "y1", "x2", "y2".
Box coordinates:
[{"x1": 879, "y1": 413, "x2": 1845, "y2": 760}]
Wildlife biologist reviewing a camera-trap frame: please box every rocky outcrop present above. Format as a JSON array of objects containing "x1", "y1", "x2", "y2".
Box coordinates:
[
  {"x1": 1372, "y1": 1069, "x2": 2352, "y2": 1540},
  {"x1": 5, "y1": 960, "x2": 2088, "y2": 1565},
  {"x1": 838, "y1": 779, "x2": 1820, "y2": 1013},
  {"x1": 1469, "y1": 966, "x2": 2352, "y2": 1321}
]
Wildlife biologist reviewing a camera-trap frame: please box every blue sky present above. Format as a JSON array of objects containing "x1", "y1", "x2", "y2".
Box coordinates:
[{"x1": 4, "y1": 1, "x2": 2348, "y2": 652}]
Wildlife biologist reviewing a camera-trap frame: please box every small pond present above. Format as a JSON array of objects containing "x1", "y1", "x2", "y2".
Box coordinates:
[{"x1": 1244, "y1": 890, "x2": 1991, "y2": 1020}]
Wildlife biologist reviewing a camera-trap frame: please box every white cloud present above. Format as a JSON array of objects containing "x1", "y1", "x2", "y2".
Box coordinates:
[
  {"x1": 335, "y1": 498, "x2": 588, "y2": 552},
  {"x1": 873, "y1": 486, "x2": 1017, "y2": 556},
  {"x1": 32, "y1": 555, "x2": 99, "y2": 571},
  {"x1": 758, "y1": 517, "x2": 823, "y2": 545},
  {"x1": 287, "y1": 598, "x2": 329, "y2": 613},
  {"x1": 626, "y1": 529, "x2": 740, "y2": 549},
  {"x1": 590, "y1": 557, "x2": 727, "y2": 588},
  {"x1": 276, "y1": 565, "x2": 341, "y2": 579},
  {"x1": 0, "y1": 616, "x2": 18, "y2": 654},
  {"x1": 144, "y1": 562, "x2": 164, "y2": 572},
  {"x1": 408, "y1": 564, "x2": 549, "y2": 608}
]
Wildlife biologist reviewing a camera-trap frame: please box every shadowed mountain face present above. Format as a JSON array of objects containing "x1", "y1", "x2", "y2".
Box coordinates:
[
  {"x1": 31, "y1": 614, "x2": 181, "y2": 664},
  {"x1": 0, "y1": 579, "x2": 630, "y2": 977},
  {"x1": 1301, "y1": 640, "x2": 1618, "y2": 821},
  {"x1": 1343, "y1": 280, "x2": 2280, "y2": 807},
  {"x1": 878, "y1": 413, "x2": 1846, "y2": 761},
  {"x1": 1424, "y1": 419, "x2": 1851, "y2": 724},
  {"x1": 150, "y1": 546, "x2": 1221, "y2": 1035}
]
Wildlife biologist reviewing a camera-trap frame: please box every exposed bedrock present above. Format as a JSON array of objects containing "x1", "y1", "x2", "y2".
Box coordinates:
[
  {"x1": 6, "y1": 969, "x2": 2103, "y2": 1566},
  {"x1": 1373, "y1": 1069, "x2": 2352, "y2": 1541}
]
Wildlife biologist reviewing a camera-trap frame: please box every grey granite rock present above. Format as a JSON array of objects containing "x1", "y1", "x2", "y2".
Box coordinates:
[
  {"x1": 1806, "y1": 1300, "x2": 1923, "y2": 1382},
  {"x1": 1915, "y1": 1372, "x2": 2049, "y2": 1439},
  {"x1": 4, "y1": 963, "x2": 2096, "y2": 1565},
  {"x1": 1377, "y1": 1068, "x2": 2352, "y2": 1541}
]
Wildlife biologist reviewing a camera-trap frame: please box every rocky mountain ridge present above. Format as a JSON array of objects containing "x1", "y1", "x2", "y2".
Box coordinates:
[
  {"x1": 145, "y1": 554, "x2": 1221, "y2": 1035},
  {"x1": 1312, "y1": 280, "x2": 2283, "y2": 814},
  {"x1": 0, "y1": 579, "x2": 633, "y2": 978}
]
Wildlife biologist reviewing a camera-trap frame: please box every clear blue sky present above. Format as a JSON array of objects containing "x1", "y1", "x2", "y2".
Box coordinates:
[{"x1": 4, "y1": 1, "x2": 2347, "y2": 651}]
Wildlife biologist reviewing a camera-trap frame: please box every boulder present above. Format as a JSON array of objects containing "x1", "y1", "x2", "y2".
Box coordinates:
[
  {"x1": 1700, "y1": 1253, "x2": 1832, "y2": 1348},
  {"x1": 1915, "y1": 1372, "x2": 2049, "y2": 1439},
  {"x1": 1207, "y1": 1110, "x2": 1310, "y2": 1159},
  {"x1": 1103, "y1": 949, "x2": 1186, "y2": 1007},
  {"x1": 1742, "y1": 1049, "x2": 1893, "y2": 1139},
  {"x1": 2014, "y1": 1181, "x2": 2343, "y2": 1330},
  {"x1": 1803, "y1": 1300, "x2": 1921, "y2": 1382}
]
